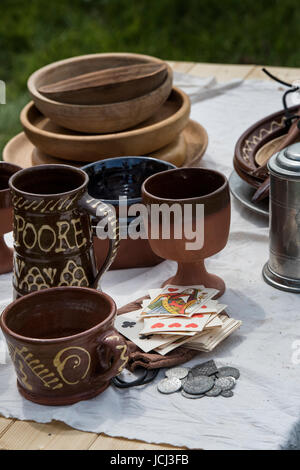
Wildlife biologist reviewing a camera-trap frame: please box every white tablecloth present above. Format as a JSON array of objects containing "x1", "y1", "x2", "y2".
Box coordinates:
[{"x1": 1, "y1": 73, "x2": 300, "y2": 450}]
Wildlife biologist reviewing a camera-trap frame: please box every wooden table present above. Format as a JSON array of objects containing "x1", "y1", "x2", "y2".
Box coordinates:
[{"x1": 0, "y1": 61, "x2": 299, "y2": 451}]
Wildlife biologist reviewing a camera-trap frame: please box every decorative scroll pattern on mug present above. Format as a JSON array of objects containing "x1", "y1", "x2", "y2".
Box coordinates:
[{"x1": 8, "y1": 343, "x2": 92, "y2": 391}]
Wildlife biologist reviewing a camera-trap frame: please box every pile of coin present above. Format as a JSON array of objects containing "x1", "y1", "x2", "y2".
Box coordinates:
[{"x1": 157, "y1": 360, "x2": 240, "y2": 399}]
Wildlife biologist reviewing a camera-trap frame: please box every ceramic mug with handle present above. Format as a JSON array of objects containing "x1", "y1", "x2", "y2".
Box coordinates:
[
  {"x1": 9, "y1": 164, "x2": 119, "y2": 298},
  {"x1": 1, "y1": 286, "x2": 128, "y2": 405}
]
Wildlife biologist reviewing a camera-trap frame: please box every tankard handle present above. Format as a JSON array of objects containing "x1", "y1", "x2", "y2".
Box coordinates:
[{"x1": 78, "y1": 193, "x2": 119, "y2": 289}]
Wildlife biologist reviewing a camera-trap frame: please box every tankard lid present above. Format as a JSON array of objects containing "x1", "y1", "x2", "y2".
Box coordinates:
[{"x1": 268, "y1": 142, "x2": 300, "y2": 178}]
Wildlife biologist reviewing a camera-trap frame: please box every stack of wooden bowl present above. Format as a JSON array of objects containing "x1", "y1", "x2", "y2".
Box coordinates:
[{"x1": 3, "y1": 53, "x2": 208, "y2": 169}]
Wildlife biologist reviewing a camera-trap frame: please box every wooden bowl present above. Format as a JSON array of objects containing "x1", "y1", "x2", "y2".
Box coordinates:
[
  {"x1": 4, "y1": 120, "x2": 207, "y2": 170},
  {"x1": 20, "y1": 87, "x2": 190, "y2": 162},
  {"x1": 31, "y1": 133, "x2": 187, "y2": 168},
  {"x1": 234, "y1": 105, "x2": 299, "y2": 188},
  {"x1": 38, "y1": 63, "x2": 168, "y2": 105},
  {"x1": 27, "y1": 53, "x2": 173, "y2": 133}
]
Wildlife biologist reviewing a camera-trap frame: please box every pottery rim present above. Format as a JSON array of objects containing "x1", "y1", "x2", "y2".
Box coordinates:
[
  {"x1": 9, "y1": 163, "x2": 89, "y2": 198},
  {"x1": 142, "y1": 167, "x2": 228, "y2": 204},
  {"x1": 0, "y1": 286, "x2": 117, "y2": 345},
  {"x1": 20, "y1": 86, "x2": 189, "y2": 142},
  {"x1": 82, "y1": 155, "x2": 176, "y2": 206},
  {"x1": 0, "y1": 162, "x2": 22, "y2": 193}
]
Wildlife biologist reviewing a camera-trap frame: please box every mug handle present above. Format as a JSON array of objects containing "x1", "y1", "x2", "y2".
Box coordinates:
[
  {"x1": 79, "y1": 193, "x2": 120, "y2": 289},
  {"x1": 96, "y1": 329, "x2": 129, "y2": 381}
]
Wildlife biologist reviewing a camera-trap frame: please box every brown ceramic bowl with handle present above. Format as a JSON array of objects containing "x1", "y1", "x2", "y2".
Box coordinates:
[{"x1": 0, "y1": 286, "x2": 129, "y2": 406}]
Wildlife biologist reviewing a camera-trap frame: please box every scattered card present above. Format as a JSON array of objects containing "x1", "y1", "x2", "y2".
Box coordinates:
[
  {"x1": 141, "y1": 315, "x2": 208, "y2": 335},
  {"x1": 115, "y1": 285, "x2": 239, "y2": 357},
  {"x1": 141, "y1": 285, "x2": 219, "y2": 317},
  {"x1": 114, "y1": 314, "x2": 178, "y2": 353}
]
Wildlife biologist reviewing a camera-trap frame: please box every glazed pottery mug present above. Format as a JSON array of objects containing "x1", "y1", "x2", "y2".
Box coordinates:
[
  {"x1": 142, "y1": 168, "x2": 230, "y2": 297},
  {"x1": 0, "y1": 286, "x2": 128, "y2": 405},
  {"x1": 0, "y1": 162, "x2": 22, "y2": 274},
  {"x1": 9, "y1": 164, "x2": 119, "y2": 298}
]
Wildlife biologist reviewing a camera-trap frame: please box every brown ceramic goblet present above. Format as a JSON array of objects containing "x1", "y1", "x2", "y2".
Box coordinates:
[
  {"x1": 142, "y1": 168, "x2": 230, "y2": 297},
  {"x1": 0, "y1": 162, "x2": 21, "y2": 274},
  {"x1": 0, "y1": 286, "x2": 129, "y2": 406}
]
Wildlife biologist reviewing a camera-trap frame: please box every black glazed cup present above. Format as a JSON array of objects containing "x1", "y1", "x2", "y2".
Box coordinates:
[
  {"x1": 82, "y1": 156, "x2": 176, "y2": 269},
  {"x1": 82, "y1": 156, "x2": 176, "y2": 211}
]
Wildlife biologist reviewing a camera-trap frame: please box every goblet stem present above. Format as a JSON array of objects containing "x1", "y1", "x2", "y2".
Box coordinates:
[
  {"x1": 0, "y1": 235, "x2": 13, "y2": 275},
  {"x1": 162, "y1": 260, "x2": 225, "y2": 298}
]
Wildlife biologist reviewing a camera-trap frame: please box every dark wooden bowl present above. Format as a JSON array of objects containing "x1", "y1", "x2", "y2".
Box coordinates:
[{"x1": 234, "y1": 105, "x2": 299, "y2": 188}]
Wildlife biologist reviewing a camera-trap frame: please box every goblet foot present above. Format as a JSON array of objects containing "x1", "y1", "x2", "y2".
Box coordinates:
[
  {"x1": 0, "y1": 235, "x2": 13, "y2": 274},
  {"x1": 162, "y1": 261, "x2": 225, "y2": 298}
]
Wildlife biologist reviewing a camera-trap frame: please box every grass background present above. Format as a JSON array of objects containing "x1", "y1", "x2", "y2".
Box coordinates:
[{"x1": 1, "y1": 0, "x2": 300, "y2": 154}]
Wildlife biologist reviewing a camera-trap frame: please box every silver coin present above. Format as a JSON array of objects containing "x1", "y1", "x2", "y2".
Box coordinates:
[
  {"x1": 217, "y1": 366, "x2": 240, "y2": 380},
  {"x1": 165, "y1": 367, "x2": 189, "y2": 380},
  {"x1": 205, "y1": 384, "x2": 222, "y2": 397},
  {"x1": 221, "y1": 390, "x2": 234, "y2": 398},
  {"x1": 181, "y1": 390, "x2": 205, "y2": 399},
  {"x1": 181, "y1": 377, "x2": 188, "y2": 385},
  {"x1": 215, "y1": 376, "x2": 235, "y2": 391},
  {"x1": 157, "y1": 377, "x2": 182, "y2": 394},
  {"x1": 190, "y1": 360, "x2": 218, "y2": 377},
  {"x1": 183, "y1": 375, "x2": 215, "y2": 395}
]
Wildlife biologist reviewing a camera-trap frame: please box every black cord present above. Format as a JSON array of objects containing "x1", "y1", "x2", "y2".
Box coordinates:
[
  {"x1": 111, "y1": 368, "x2": 160, "y2": 388},
  {"x1": 262, "y1": 68, "x2": 300, "y2": 129},
  {"x1": 262, "y1": 67, "x2": 294, "y2": 88}
]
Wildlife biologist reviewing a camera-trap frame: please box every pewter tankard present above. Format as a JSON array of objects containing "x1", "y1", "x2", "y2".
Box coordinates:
[{"x1": 263, "y1": 142, "x2": 300, "y2": 292}]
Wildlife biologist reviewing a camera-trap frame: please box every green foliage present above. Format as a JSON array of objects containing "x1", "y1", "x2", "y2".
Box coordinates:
[{"x1": 0, "y1": 0, "x2": 299, "y2": 153}]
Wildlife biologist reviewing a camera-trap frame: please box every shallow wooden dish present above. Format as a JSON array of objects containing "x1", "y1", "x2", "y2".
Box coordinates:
[
  {"x1": 3, "y1": 119, "x2": 208, "y2": 169},
  {"x1": 39, "y1": 63, "x2": 168, "y2": 105},
  {"x1": 234, "y1": 105, "x2": 299, "y2": 188},
  {"x1": 31, "y1": 132, "x2": 187, "y2": 168},
  {"x1": 28, "y1": 53, "x2": 173, "y2": 133},
  {"x1": 20, "y1": 87, "x2": 190, "y2": 161}
]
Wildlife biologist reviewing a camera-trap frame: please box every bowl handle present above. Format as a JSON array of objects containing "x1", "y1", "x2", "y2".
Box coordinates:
[
  {"x1": 96, "y1": 329, "x2": 129, "y2": 382},
  {"x1": 78, "y1": 193, "x2": 120, "y2": 289}
]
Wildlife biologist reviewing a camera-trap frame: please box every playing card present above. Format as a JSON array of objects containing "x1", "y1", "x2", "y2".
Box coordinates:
[
  {"x1": 141, "y1": 285, "x2": 219, "y2": 317},
  {"x1": 153, "y1": 331, "x2": 197, "y2": 336},
  {"x1": 204, "y1": 316, "x2": 223, "y2": 328},
  {"x1": 148, "y1": 288, "x2": 164, "y2": 299},
  {"x1": 148, "y1": 285, "x2": 205, "y2": 300},
  {"x1": 141, "y1": 298, "x2": 152, "y2": 308},
  {"x1": 183, "y1": 316, "x2": 242, "y2": 352},
  {"x1": 154, "y1": 333, "x2": 202, "y2": 355},
  {"x1": 140, "y1": 315, "x2": 208, "y2": 335},
  {"x1": 114, "y1": 313, "x2": 181, "y2": 353}
]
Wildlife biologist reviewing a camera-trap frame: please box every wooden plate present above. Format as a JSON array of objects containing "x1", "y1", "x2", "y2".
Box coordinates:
[
  {"x1": 3, "y1": 119, "x2": 208, "y2": 169},
  {"x1": 31, "y1": 131, "x2": 187, "y2": 168},
  {"x1": 20, "y1": 87, "x2": 190, "y2": 161}
]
